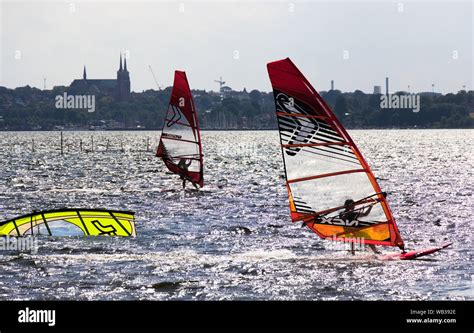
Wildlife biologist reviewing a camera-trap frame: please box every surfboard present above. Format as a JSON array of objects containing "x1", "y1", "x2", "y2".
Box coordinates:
[{"x1": 380, "y1": 242, "x2": 452, "y2": 260}]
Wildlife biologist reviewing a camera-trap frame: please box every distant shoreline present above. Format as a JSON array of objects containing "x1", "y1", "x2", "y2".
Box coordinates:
[
  {"x1": 0, "y1": 127, "x2": 472, "y2": 133},
  {"x1": 2, "y1": 87, "x2": 472, "y2": 131}
]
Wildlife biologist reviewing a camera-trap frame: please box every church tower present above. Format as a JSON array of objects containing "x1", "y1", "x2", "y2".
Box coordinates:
[{"x1": 117, "y1": 53, "x2": 131, "y2": 102}]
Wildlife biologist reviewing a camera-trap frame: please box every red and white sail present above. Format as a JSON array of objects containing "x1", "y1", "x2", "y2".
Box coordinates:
[
  {"x1": 267, "y1": 58, "x2": 404, "y2": 248},
  {"x1": 156, "y1": 71, "x2": 204, "y2": 187}
]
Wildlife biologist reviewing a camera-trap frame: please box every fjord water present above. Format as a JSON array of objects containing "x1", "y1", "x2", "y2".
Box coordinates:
[{"x1": 0, "y1": 130, "x2": 471, "y2": 300}]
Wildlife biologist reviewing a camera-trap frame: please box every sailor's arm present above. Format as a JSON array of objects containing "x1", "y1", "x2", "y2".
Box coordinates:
[{"x1": 361, "y1": 204, "x2": 373, "y2": 217}]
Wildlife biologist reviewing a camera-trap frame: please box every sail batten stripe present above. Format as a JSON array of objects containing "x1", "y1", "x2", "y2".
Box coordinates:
[
  {"x1": 109, "y1": 212, "x2": 132, "y2": 236},
  {"x1": 41, "y1": 212, "x2": 52, "y2": 236},
  {"x1": 276, "y1": 112, "x2": 328, "y2": 119},
  {"x1": 291, "y1": 149, "x2": 360, "y2": 165},
  {"x1": 287, "y1": 169, "x2": 367, "y2": 184},
  {"x1": 160, "y1": 136, "x2": 199, "y2": 145},
  {"x1": 302, "y1": 146, "x2": 358, "y2": 160},
  {"x1": 282, "y1": 142, "x2": 350, "y2": 148},
  {"x1": 76, "y1": 210, "x2": 90, "y2": 236}
]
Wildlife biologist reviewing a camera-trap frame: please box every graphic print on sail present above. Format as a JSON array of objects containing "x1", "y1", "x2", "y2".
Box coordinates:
[
  {"x1": 156, "y1": 71, "x2": 204, "y2": 187},
  {"x1": 267, "y1": 58, "x2": 404, "y2": 249},
  {"x1": 0, "y1": 209, "x2": 136, "y2": 237}
]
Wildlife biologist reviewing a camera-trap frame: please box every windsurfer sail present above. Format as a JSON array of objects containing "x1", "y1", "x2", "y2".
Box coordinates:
[
  {"x1": 156, "y1": 71, "x2": 204, "y2": 189},
  {"x1": 0, "y1": 209, "x2": 136, "y2": 237},
  {"x1": 267, "y1": 58, "x2": 404, "y2": 251}
]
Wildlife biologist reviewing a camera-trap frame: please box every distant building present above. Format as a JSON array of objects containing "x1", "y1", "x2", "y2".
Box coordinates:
[
  {"x1": 69, "y1": 54, "x2": 130, "y2": 102},
  {"x1": 220, "y1": 85, "x2": 233, "y2": 98},
  {"x1": 373, "y1": 85, "x2": 382, "y2": 94},
  {"x1": 419, "y1": 92, "x2": 442, "y2": 97},
  {"x1": 221, "y1": 86, "x2": 232, "y2": 93}
]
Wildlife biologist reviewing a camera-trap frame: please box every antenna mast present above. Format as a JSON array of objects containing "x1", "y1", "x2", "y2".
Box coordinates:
[{"x1": 214, "y1": 76, "x2": 225, "y2": 92}]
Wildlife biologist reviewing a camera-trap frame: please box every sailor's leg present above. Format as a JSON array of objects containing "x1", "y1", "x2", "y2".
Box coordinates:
[
  {"x1": 399, "y1": 245, "x2": 406, "y2": 254},
  {"x1": 369, "y1": 244, "x2": 381, "y2": 254},
  {"x1": 182, "y1": 178, "x2": 186, "y2": 189}
]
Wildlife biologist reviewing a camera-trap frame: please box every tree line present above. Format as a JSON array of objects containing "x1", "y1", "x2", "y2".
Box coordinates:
[{"x1": 0, "y1": 85, "x2": 472, "y2": 130}]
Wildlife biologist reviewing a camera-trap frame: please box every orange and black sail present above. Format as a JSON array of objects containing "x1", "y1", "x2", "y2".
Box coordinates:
[
  {"x1": 156, "y1": 71, "x2": 204, "y2": 187},
  {"x1": 267, "y1": 58, "x2": 404, "y2": 249}
]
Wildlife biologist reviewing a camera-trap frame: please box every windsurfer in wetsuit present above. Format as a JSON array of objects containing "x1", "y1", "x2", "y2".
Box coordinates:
[
  {"x1": 177, "y1": 158, "x2": 198, "y2": 189},
  {"x1": 340, "y1": 199, "x2": 380, "y2": 255}
]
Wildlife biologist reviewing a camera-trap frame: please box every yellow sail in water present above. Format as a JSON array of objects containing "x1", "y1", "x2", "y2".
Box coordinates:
[{"x1": 0, "y1": 209, "x2": 136, "y2": 237}]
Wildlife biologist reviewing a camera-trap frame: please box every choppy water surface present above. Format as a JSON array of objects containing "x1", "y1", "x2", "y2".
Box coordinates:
[{"x1": 0, "y1": 130, "x2": 472, "y2": 300}]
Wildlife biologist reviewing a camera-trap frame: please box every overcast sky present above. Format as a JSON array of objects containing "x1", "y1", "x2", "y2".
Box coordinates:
[{"x1": 0, "y1": 1, "x2": 472, "y2": 94}]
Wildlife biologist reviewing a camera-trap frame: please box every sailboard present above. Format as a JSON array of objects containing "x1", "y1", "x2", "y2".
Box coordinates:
[
  {"x1": 156, "y1": 70, "x2": 204, "y2": 187},
  {"x1": 266, "y1": 58, "x2": 407, "y2": 251},
  {"x1": 267, "y1": 58, "x2": 404, "y2": 250},
  {"x1": 0, "y1": 209, "x2": 136, "y2": 237},
  {"x1": 381, "y1": 242, "x2": 452, "y2": 260},
  {"x1": 267, "y1": 58, "x2": 451, "y2": 259}
]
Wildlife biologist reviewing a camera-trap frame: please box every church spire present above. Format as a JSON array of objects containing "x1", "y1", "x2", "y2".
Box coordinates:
[
  {"x1": 83, "y1": 65, "x2": 87, "y2": 80},
  {"x1": 119, "y1": 53, "x2": 123, "y2": 71}
]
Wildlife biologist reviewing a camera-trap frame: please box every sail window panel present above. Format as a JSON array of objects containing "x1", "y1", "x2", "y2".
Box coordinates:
[
  {"x1": 37, "y1": 220, "x2": 84, "y2": 236},
  {"x1": 289, "y1": 172, "x2": 379, "y2": 215},
  {"x1": 162, "y1": 127, "x2": 196, "y2": 143},
  {"x1": 356, "y1": 202, "x2": 386, "y2": 223},
  {"x1": 283, "y1": 145, "x2": 360, "y2": 180},
  {"x1": 162, "y1": 139, "x2": 199, "y2": 161}
]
